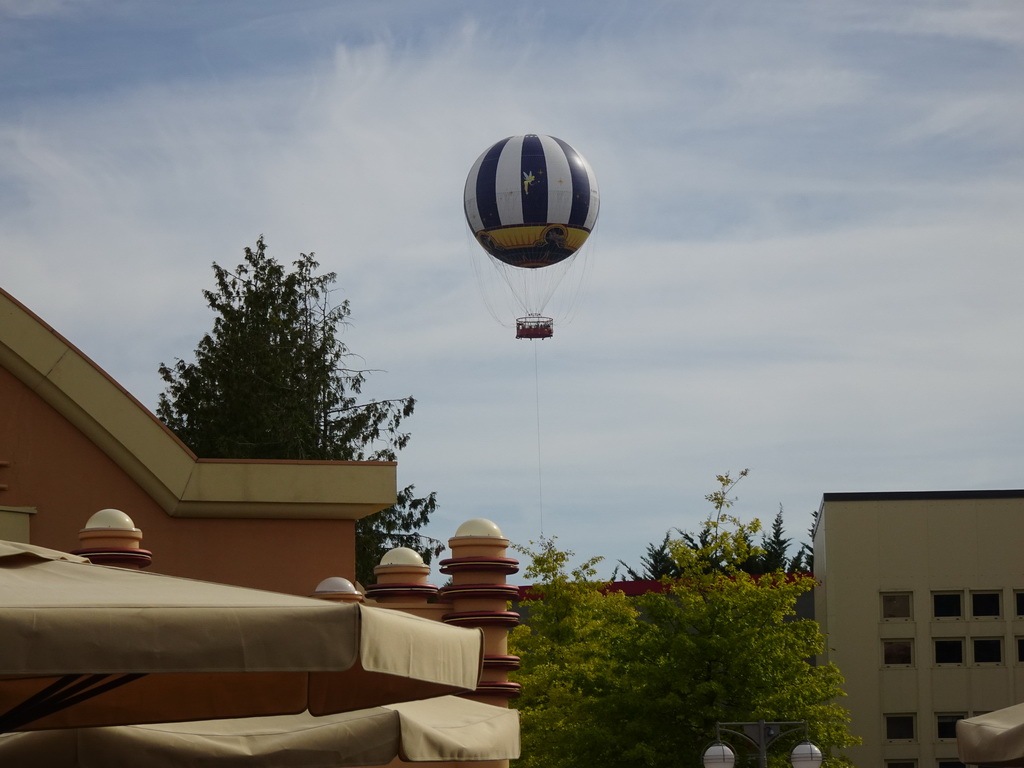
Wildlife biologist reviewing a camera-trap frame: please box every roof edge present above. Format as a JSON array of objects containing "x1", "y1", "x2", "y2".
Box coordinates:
[
  {"x1": 822, "y1": 489, "x2": 1024, "y2": 502},
  {"x1": 0, "y1": 287, "x2": 397, "y2": 520}
]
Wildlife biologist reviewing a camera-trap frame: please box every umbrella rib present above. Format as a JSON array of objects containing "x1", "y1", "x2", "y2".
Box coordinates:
[{"x1": 0, "y1": 673, "x2": 146, "y2": 733}]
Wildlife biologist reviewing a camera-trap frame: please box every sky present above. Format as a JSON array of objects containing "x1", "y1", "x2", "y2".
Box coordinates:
[{"x1": 3, "y1": 0, "x2": 1023, "y2": 579}]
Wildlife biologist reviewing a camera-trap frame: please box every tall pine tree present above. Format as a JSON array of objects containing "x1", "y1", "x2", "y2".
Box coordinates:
[
  {"x1": 157, "y1": 236, "x2": 441, "y2": 583},
  {"x1": 759, "y1": 507, "x2": 793, "y2": 573}
]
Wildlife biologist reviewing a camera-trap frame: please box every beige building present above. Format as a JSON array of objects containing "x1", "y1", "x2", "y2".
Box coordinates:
[{"x1": 814, "y1": 490, "x2": 1024, "y2": 768}]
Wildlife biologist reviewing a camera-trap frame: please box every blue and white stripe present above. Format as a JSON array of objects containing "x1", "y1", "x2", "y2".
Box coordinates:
[{"x1": 464, "y1": 134, "x2": 600, "y2": 235}]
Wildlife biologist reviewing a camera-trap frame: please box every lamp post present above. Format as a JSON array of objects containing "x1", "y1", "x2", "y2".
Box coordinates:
[{"x1": 702, "y1": 721, "x2": 823, "y2": 768}]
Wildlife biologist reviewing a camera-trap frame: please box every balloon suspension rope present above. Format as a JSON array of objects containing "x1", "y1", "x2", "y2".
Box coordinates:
[{"x1": 534, "y1": 341, "x2": 545, "y2": 538}]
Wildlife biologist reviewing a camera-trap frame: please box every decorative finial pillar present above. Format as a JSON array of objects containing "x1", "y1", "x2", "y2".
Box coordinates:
[
  {"x1": 72, "y1": 509, "x2": 152, "y2": 569},
  {"x1": 364, "y1": 547, "x2": 439, "y2": 605},
  {"x1": 309, "y1": 576, "x2": 364, "y2": 603},
  {"x1": 439, "y1": 518, "x2": 521, "y2": 704}
]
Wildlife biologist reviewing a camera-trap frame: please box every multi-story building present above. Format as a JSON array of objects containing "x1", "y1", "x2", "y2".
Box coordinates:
[{"x1": 814, "y1": 490, "x2": 1024, "y2": 767}]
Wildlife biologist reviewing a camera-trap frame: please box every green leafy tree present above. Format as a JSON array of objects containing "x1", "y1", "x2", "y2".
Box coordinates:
[
  {"x1": 510, "y1": 474, "x2": 857, "y2": 768},
  {"x1": 157, "y1": 236, "x2": 441, "y2": 583},
  {"x1": 510, "y1": 539, "x2": 644, "y2": 766}
]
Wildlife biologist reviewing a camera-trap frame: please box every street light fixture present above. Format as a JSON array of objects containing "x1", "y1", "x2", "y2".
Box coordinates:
[
  {"x1": 702, "y1": 741, "x2": 737, "y2": 767},
  {"x1": 702, "y1": 721, "x2": 823, "y2": 768},
  {"x1": 790, "y1": 741, "x2": 824, "y2": 767}
]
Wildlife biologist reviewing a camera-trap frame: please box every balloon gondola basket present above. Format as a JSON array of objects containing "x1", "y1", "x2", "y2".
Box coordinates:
[{"x1": 515, "y1": 316, "x2": 554, "y2": 339}]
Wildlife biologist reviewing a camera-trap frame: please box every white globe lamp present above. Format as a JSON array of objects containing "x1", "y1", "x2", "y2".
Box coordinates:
[
  {"x1": 702, "y1": 742, "x2": 736, "y2": 768},
  {"x1": 790, "y1": 741, "x2": 823, "y2": 768}
]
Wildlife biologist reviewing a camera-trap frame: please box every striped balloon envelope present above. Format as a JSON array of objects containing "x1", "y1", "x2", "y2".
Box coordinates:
[{"x1": 464, "y1": 134, "x2": 600, "y2": 269}]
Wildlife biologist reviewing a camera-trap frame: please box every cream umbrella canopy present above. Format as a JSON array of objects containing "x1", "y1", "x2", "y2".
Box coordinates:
[
  {"x1": 0, "y1": 695, "x2": 520, "y2": 767},
  {"x1": 957, "y1": 703, "x2": 1024, "y2": 766},
  {"x1": 0, "y1": 541, "x2": 482, "y2": 733}
]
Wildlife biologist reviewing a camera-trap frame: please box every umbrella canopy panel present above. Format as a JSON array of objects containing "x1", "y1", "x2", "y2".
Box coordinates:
[
  {"x1": 0, "y1": 541, "x2": 482, "y2": 731},
  {"x1": 0, "y1": 695, "x2": 520, "y2": 768},
  {"x1": 958, "y1": 702, "x2": 1024, "y2": 767}
]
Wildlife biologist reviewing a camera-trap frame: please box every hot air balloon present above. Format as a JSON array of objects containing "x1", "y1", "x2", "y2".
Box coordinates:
[{"x1": 464, "y1": 134, "x2": 599, "y2": 339}]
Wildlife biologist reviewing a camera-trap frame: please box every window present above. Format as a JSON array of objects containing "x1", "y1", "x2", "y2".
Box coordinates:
[
  {"x1": 935, "y1": 639, "x2": 964, "y2": 665},
  {"x1": 937, "y1": 761, "x2": 965, "y2": 768},
  {"x1": 1018, "y1": 637, "x2": 1024, "y2": 663},
  {"x1": 886, "y1": 714, "x2": 915, "y2": 740},
  {"x1": 883, "y1": 639, "x2": 914, "y2": 666},
  {"x1": 933, "y1": 592, "x2": 962, "y2": 619},
  {"x1": 882, "y1": 592, "x2": 913, "y2": 620},
  {"x1": 973, "y1": 637, "x2": 1002, "y2": 664},
  {"x1": 1016, "y1": 590, "x2": 1024, "y2": 617},
  {"x1": 972, "y1": 591, "x2": 1001, "y2": 618},
  {"x1": 936, "y1": 714, "x2": 965, "y2": 739},
  {"x1": 886, "y1": 762, "x2": 916, "y2": 768}
]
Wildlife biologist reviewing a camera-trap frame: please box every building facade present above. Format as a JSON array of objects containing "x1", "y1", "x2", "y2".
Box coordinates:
[
  {"x1": 0, "y1": 285, "x2": 518, "y2": 766},
  {"x1": 814, "y1": 490, "x2": 1024, "y2": 767},
  {"x1": 0, "y1": 287, "x2": 399, "y2": 593}
]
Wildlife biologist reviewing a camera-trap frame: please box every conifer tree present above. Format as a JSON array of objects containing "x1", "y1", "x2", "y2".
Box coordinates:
[
  {"x1": 157, "y1": 236, "x2": 441, "y2": 582},
  {"x1": 619, "y1": 473, "x2": 812, "y2": 577},
  {"x1": 759, "y1": 507, "x2": 793, "y2": 573}
]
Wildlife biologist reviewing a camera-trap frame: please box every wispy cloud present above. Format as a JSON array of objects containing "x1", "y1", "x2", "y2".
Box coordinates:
[{"x1": 2, "y1": 0, "x2": 1022, "y2": 573}]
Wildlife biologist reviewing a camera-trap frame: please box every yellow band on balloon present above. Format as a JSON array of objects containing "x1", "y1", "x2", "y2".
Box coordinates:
[{"x1": 475, "y1": 224, "x2": 591, "y2": 253}]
